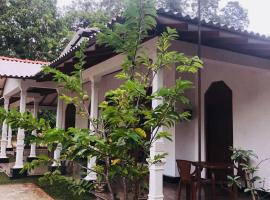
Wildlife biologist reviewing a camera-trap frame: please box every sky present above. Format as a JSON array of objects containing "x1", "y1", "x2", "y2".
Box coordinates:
[{"x1": 57, "y1": 0, "x2": 270, "y2": 36}]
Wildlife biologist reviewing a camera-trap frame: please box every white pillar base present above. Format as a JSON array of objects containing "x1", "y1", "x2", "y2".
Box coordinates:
[
  {"x1": 7, "y1": 126, "x2": 13, "y2": 149},
  {"x1": 0, "y1": 140, "x2": 8, "y2": 158},
  {"x1": 52, "y1": 143, "x2": 62, "y2": 166},
  {"x1": 29, "y1": 130, "x2": 37, "y2": 158},
  {"x1": 0, "y1": 121, "x2": 8, "y2": 158},
  {"x1": 84, "y1": 173, "x2": 97, "y2": 181},
  {"x1": 84, "y1": 157, "x2": 97, "y2": 181},
  {"x1": 13, "y1": 128, "x2": 25, "y2": 169},
  {"x1": 148, "y1": 161, "x2": 165, "y2": 200},
  {"x1": 148, "y1": 195, "x2": 164, "y2": 200},
  {"x1": 1, "y1": 97, "x2": 10, "y2": 157}
]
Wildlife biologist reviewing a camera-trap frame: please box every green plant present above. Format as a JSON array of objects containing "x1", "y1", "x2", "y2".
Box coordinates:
[
  {"x1": 228, "y1": 147, "x2": 270, "y2": 200},
  {"x1": 0, "y1": 0, "x2": 202, "y2": 199},
  {"x1": 38, "y1": 109, "x2": 56, "y2": 128}
]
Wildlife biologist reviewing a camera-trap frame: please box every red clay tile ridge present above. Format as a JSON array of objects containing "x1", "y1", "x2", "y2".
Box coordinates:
[
  {"x1": 0, "y1": 56, "x2": 48, "y2": 78},
  {"x1": 0, "y1": 56, "x2": 49, "y2": 65}
]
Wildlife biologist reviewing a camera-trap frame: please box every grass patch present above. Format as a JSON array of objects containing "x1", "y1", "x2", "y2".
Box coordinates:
[
  {"x1": 0, "y1": 173, "x2": 91, "y2": 200},
  {"x1": 0, "y1": 173, "x2": 38, "y2": 185}
]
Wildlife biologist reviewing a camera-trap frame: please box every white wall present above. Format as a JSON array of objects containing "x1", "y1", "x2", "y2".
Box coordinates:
[
  {"x1": 3, "y1": 78, "x2": 21, "y2": 96},
  {"x1": 98, "y1": 72, "x2": 123, "y2": 103},
  {"x1": 170, "y1": 40, "x2": 270, "y2": 189},
  {"x1": 201, "y1": 58, "x2": 270, "y2": 188},
  {"x1": 174, "y1": 72, "x2": 197, "y2": 176}
]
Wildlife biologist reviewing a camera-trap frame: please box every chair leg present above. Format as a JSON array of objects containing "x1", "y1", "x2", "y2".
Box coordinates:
[
  {"x1": 211, "y1": 183, "x2": 216, "y2": 200},
  {"x1": 229, "y1": 185, "x2": 237, "y2": 200},
  {"x1": 198, "y1": 182, "x2": 202, "y2": 200},
  {"x1": 211, "y1": 172, "x2": 216, "y2": 200},
  {"x1": 191, "y1": 182, "x2": 198, "y2": 200},
  {"x1": 177, "y1": 181, "x2": 182, "y2": 200},
  {"x1": 186, "y1": 184, "x2": 191, "y2": 200}
]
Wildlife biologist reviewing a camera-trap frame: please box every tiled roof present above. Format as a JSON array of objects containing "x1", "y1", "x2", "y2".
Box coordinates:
[
  {"x1": 50, "y1": 29, "x2": 98, "y2": 67},
  {"x1": 157, "y1": 9, "x2": 270, "y2": 41},
  {"x1": 0, "y1": 56, "x2": 47, "y2": 78},
  {"x1": 49, "y1": 10, "x2": 270, "y2": 68}
]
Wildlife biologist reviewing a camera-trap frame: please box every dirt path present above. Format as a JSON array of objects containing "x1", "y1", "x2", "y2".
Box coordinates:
[{"x1": 0, "y1": 183, "x2": 54, "y2": 200}]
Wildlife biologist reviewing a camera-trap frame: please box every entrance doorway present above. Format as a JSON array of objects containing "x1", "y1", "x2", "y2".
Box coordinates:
[{"x1": 205, "y1": 81, "x2": 233, "y2": 180}]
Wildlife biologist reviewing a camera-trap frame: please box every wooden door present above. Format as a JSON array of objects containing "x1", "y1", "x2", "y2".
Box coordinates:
[
  {"x1": 65, "y1": 104, "x2": 76, "y2": 130},
  {"x1": 205, "y1": 81, "x2": 233, "y2": 180}
]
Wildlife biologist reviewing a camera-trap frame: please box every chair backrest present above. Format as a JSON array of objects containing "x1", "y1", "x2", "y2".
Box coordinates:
[{"x1": 176, "y1": 160, "x2": 193, "y2": 182}]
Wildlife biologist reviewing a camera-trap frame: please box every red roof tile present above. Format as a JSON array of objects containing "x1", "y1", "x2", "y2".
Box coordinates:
[
  {"x1": 0, "y1": 56, "x2": 46, "y2": 78},
  {"x1": 0, "y1": 56, "x2": 49, "y2": 65}
]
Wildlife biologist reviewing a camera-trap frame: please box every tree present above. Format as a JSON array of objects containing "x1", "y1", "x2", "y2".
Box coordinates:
[
  {"x1": 157, "y1": 0, "x2": 191, "y2": 14},
  {"x1": 0, "y1": 0, "x2": 7, "y2": 10},
  {"x1": 157, "y1": 0, "x2": 249, "y2": 30},
  {"x1": 63, "y1": 0, "x2": 249, "y2": 31},
  {"x1": 220, "y1": 1, "x2": 249, "y2": 30},
  {"x1": 0, "y1": 0, "x2": 202, "y2": 199},
  {"x1": 0, "y1": 0, "x2": 71, "y2": 61},
  {"x1": 63, "y1": 0, "x2": 124, "y2": 30},
  {"x1": 200, "y1": 0, "x2": 220, "y2": 22}
]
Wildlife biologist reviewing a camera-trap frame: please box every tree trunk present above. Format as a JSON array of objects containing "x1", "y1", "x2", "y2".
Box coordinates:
[
  {"x1": 133, "y1": 180, "x2": 140, "y2": 200},
  {"x1": 105, "y1": 158, "x2": 115, "y2": 200},
  {"x1": 123, "y1": 177, "x2": 128, "y2": 200}
]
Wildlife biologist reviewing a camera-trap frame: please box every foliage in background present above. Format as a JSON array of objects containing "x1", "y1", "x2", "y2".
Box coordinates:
[
  {"x1": 219, "y1": 1, "x2": 249, "y2": 30},
  {"x1": 157, "y1": 0, "x2": 249, "y2": 30},
  {"x1": 0, "y1": 0, "x2": 249, "y2": 61},
  {"x1": 0, "y1": 0, "x2": 202, "y2": 199},
  {"x1": 62, "y1": 0, "x2": 249, "y2": 31},
  {"x1": 0, "y1": 0, "x2": 71, "y2": 61},
  {"x1": 62, "y1": 0, "x2": 124, "y2": 31},
  {"x1": 228, "y1": 147, "x2": 270, "y2": 200}
]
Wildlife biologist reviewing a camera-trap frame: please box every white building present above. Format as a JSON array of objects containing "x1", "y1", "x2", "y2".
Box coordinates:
[{"x1": 2, "y1": 10, "x2": 270, "y2": 199}]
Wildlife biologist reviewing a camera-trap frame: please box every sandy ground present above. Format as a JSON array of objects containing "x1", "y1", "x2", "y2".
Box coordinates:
[{"x1": 0, "y1": 183, "x2": 53, "y2": 200}]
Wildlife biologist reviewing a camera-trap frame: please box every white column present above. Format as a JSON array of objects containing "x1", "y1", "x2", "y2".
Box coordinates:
[
  {"x1": 148, "y1": 68, "x2": 166, "y2": 200},
  {"x1": 52, "y1": 89, "x2": 64, "y2": 166},
  {"x1": 14, "y1": 88, "x2": 27, "y2": 169},
  {"x1": 0, "y1": 96, "x2": 10, "y2": 158},
  {"x1": 29, "y1": 99, "x2": 39, "y2": 158},
  {"x1": 85, "y1": 81, "x2": 99, "y2": 181},
  {"x1": 7, "y1": 125, "x2": 13, "y2": 149}
]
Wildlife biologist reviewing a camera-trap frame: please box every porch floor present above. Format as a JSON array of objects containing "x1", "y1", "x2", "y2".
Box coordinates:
[
  {"x1": 95, "y1": 181, "x2": 255, "y2": 200},
  {"x1": 0, "y1": 148, "x2": 49, "y2": 177},
  {"x1": 164, "y1": 181, "x2": 252, "y2": 200}
]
